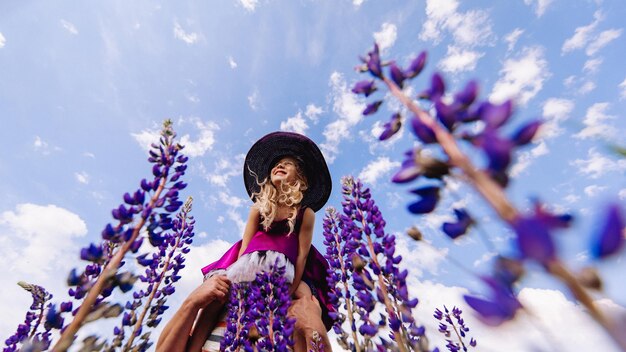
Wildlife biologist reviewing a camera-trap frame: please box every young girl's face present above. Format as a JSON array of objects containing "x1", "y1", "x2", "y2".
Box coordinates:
[{"x1": 270, "y1": 156, "x2": 300, "y2": 186}]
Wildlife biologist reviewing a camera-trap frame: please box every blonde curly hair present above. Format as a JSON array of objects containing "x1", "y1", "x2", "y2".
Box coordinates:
[{"x1": 250, "y1": 159, "x2": 308, "y2": 234}]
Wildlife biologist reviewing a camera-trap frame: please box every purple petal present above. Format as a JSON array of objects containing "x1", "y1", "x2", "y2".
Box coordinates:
[
  {"x1": 392, "y1": 159, "x2": 421, "y2": 183},
  {"x1": 454, "y1": 80, "x2": 479, "y2": 106},
  {"x1": 389, "y1": 62, "x2": 406, "y2": 88},
  {"x1": 442, "y1": 209, "x2": 473, "y2": 239},
  {"x1": 411, "y1": 117, "x2": 437, "y2": 144},
  {"x1": 511, "y1": 120, "x2": 542, "y2": 146},
  {"x1": 363, "y1": 100, "x2": 383, "y2": 116},
  {"x1": 367, "y1": 44, "x2": 382, "y2": 78},
  {"x1": 352, "y1": 80, "x2": 377, "y2": 97},
  {"x1": 408, "y1": 186, "x2": 440, "y2": 214},
  {"x1": 513, "y1": 217, "x2": 556, "y2": 264},
  {"x1": 482, "y1": 131, "x2": 513, "y2": 172},
  {"x1": 405, "y1": 51, "x2": 427, "y2": 79},
  {"x1": 591, "y1": 203, "x2": 625, "y2": 259},
  {"x1": 435, "y1": 100, "x2": 456, "y2": 131},
  {"x1": 379, "y1": 113, "x2": 402, "y2": 141},
  {"x1": 480, "y1": 100, "x2": 514, "y2": 129}
]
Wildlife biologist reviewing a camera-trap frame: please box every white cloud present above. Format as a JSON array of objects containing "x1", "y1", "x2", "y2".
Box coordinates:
[
  {"x1": 218, "y1": 191, "x2": 247, "y2": 209},
  {"x1": 357, "y1": 157, "x2": 400, "y2": 186},
  {"x1": 541, "y1": 98, "x2": 574, "y2": 138},
  {"x1": 396, "y1": 237, "x2": 448, "y2": 278},
  {"x1": 280, "y1": 112, "x2": 309, "y2": 135},
  {"x1": 33, "y1": 136, "x2": 49, "y2": 154},
  {"x1": 562, "y1": 11, "x2": 603, "y2": 53},
  {"x1": 320, "y1": 72, "x2": 366, "y2": 163},
  {"x1": 583, "y1": 57, "x2": 603, "y2": 73},
  {"x1": 473, "y1": 251, "x2": 498, "y2": 267},
  {"x1": 420, "y1": 0, "x2": 494, "y2": 47},
  {"x1": 304, "y1": 104, "x2": 323, "y2": 123},
  {"x1": 179, "y1": 119, "x2": 219, "y2": 157},
  {"x1": 74, "y1": 171, "x2": 89, "y2": 185},
  {"x1": 204, "y1": 154, "x2": 246, "y2": 188},
  {"x1": 60, "y1": 19, "x2": 78, "y2": 35},
  {"x1": 237, "y1": 0, "x2": 259, "y2": 11},
  {"x1": 248, "y1": 89, "x2": 260, "y2": 111},
  {"x1": 561, "y1": 11, "x2": 621, "y2": 56},
  {"x1": 504, "y1": 28, "x2": 524, "y2": 51},
  {"x1": 490, "y1": 46, "x2": 550, "y2": 106},
  {"x1": 439, "y1": 45, "x2": 484, "y2": 73},
  {"x1": 352, "y1": 0, "x2": 365, "y2": 7},
  {"x1": 586, "y1": 29, "x2": 622, "y2": 56},
  {"x1": 523, "y1": 0, "x2": 554, "y2": 17},
  {"x1": 173, "y1": 20, "x2": 198, "y2": 45},
  {"x1": 572, "y1": 147, "x2": 626, "y2": 178},
  {"x1": 373, "y1": 22, "x2": 397, "y2": 53},
  {"x1": 0, "y1": 32, "x2": 6, "y2": 48},
  {"x1": 620, "y1": 78, "x2": 626, "y2": 99},
  {"x1": 619, "y1": 189, "x2": 626, "y2": 200},
  {"x1": 0, "y1": 203, "x2": 87, "y2": 338},
  {"x1": 131, "y1": 128, "x2": 161, "y2": 152},
  {"x1": 228, "y1": 56, "x2": 238, "y2": 69},
  {"x1": 510, "y1": 140, "x2": 549, "y2": 177},
  {"x1": 579, "y1": 81, "x2": 596, "y2": 95},
  {"x1": 574, "y1": 102, "x2": 615, "y2": 140},
  {"x1": 584, "y1": 184, "x2": 607, "y2": 197},
  {"x1": 564, "y1": 194, "x2": 581, "y2": 203}
]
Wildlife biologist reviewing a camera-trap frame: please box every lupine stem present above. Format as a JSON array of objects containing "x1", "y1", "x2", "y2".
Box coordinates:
[{"x1": 53, "y1": 173, "x2": 168, "y2": 351}]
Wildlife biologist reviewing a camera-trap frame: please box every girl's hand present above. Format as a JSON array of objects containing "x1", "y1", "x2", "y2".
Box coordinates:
[{"x1": 190, "y1": 275, "x2": 231, "y2": 308}]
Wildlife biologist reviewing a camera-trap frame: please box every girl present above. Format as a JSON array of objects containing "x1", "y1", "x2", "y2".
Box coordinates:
[{"x1": 189, "y1": 131, "x2": 334, "y2": 352}]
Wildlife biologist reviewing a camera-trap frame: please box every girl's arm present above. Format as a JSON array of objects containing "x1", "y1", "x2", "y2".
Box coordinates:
[
  {"x1": 290, "y1": 207, "x2": 315, "y2": 296},
  {"x1": 238, "y1": 206, "x2": 260, "y2": 258}
]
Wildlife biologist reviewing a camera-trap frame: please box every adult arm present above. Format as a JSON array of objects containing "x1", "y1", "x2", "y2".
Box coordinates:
[
  {"x1": 155, "y1": 275, "x2": 230, "y2": 352},
  {"x1": 290, "y1": 207, "x2": 314, "y2": 296},
  {"x1": 238, "y1": 206, "x2": 260, "y2": 258}
]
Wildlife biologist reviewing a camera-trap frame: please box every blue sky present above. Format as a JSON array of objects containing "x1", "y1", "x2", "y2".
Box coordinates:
[{"x1": 1, "y1": 0, "x2": 625, "y2": 350}]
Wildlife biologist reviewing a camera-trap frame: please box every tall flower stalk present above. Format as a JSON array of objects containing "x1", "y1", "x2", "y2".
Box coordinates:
[
  {"x1": 51, "y1": 119, "x2": 189, "y2": 351},
  {"x1": 352, "y1": 43, "x2": 626, "y2": 350},
  {"x1": 106, "y1": 196, "x2": 195, "y2": 351},
  {"x1": 434, "y1": 306, "x2": 476, "y2": 352},
  {"x1": 324, "y1": 176, "x2": 430, "y2": 352}
]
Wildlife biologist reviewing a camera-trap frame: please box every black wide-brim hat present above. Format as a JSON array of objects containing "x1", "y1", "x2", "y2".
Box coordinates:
[{"x1": 243, "y1": 131, "x2": 332, "y2": 212}]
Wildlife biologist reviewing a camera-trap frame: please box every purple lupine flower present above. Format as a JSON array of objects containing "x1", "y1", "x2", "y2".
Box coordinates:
[
  {"x1": 464, "y1": 277, "x2": 522, "y2": 326},
  {"x1": 478, "y1": 100, "x2": 514, "y2": 129},
  {"x1": 453, "y1": 80, "x2": 479, "y2": 107},
  {"x1": 590, "y1": 203, "x2": 625, "y2": 259},
  {"x1": 352, "y1": 80, "x2": 378, "y2": 97},
  {"x1": 442, "y1": 208, "x2": 474, "y2": 239},
  {"x1": 222, "y1": 262, "x2": 294, "y2": 351},
  {"x1": 404, "y1": 51, "x2": 427, "y2": 79},
  {"x1": 433, "y1": 305, "x2": 477, "y2": 352},
  {"x1": 3, "y1": 283, "x2": 53, "y2": 351},
  {"x1": 408, "y1": 186, "x2": 440, "y2": 214},
  {"x1": 325, "y1": 177, "x2": 428, "y2": 351},
  {"x1": 379, "y1": 113, "x2": 402, "y2": 141},
  {"x1": 53, "y1": 120, "x2": 189, "y2": 350}
]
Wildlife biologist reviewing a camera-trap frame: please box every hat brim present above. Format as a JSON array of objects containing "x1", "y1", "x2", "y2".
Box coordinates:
[{"x1": 243, "y1": 132, "x2": 332, "y2": 212}]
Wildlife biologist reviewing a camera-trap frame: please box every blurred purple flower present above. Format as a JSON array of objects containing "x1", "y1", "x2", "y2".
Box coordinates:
[
  {"x1": 389, "y1": 62, "x2": 406, "y2": 88},
  {"x1": 478, "y1": 100, "x2": 514, "y2": 129},
  {"x1": 411, "y1": 117, "x2": 437, "y2": 144},
  {"x1": 379, "y1": 113, "x2": 402, "y2": 141},
  {"x1": 408, "y1": 186, "x2": 440, "y2": 214},
  {"x1": 418, "y1": 73, "x2": 445, "y2": 101},
  {"x1": 591, "y1": 203, "x2": 625, "y2": 259},
  {"x1": 352, "y1": 80, "x2": 377, "y2": 97},
  {"x1": 511, "y1": 120, "x2": 542, "y2": 146},
  {"x1": 363, "y1": 100, "x2": 383, "y2": 116},
  {"x1": 404, "y1": 51, "x2": 427, "y2": 79},
  {"x1": 442, "y1": 208, "x2": 474, "y2": 239},
  {"x1": 366, "y1": 44, "x2": 382, "y2": 78},
  {"x1": 464, "y1": 277, "x2": 522, "y2": 326}
]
